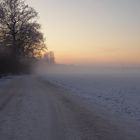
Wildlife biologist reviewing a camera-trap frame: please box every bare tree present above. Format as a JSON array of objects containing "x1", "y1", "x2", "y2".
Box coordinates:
[{"x1": 0, "y1": 0, "x2": 46, "y2": 58}]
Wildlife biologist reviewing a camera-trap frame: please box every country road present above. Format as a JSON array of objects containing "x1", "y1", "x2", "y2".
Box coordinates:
[{"x1": 0, "y1": 75, "x2": 139, "y2": 140}]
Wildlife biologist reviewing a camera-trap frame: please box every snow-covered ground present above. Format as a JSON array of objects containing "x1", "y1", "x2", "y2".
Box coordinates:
[
  {"x1": 0, "y1": 76, "x2": 12, "y2": 88},
  {"x1": 2, "y1": 75, "x2": 138, "y2": 139},
  {"x1": 40, "y1": 66, "x2": 140, "y2": 122},
  {"x1": 1, "y1": 72, "x2": 140, "y2": 139}
]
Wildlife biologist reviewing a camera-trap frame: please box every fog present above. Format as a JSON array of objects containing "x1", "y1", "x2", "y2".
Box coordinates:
[{"x1": 35, "y1": 62, "x2": 140, "y2": 77}]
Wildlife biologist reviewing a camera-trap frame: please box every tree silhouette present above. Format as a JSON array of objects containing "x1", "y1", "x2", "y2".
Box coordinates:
[
  {"x1": 0, "y1": 0, "x2": 46, "y2": 58},
  {"x1": 44, "y1": 51, "x2": 55, "y2": 64},
  {"x1": 0, "y1": 0, "x2": 47, "y2": 75}
]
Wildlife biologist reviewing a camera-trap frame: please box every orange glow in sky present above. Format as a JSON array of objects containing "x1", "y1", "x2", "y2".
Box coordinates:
[{"x1": 27, "y1": 0, "x2": 140, "y2": 65}]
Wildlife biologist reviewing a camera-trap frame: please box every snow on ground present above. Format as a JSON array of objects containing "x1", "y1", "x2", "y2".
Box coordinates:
[
  {"x1": 0, "y1": 76, "x2": 13, "y2": 88},
  {"x1": 40, "y1": 66, "x2": 140, "y2": 122}
]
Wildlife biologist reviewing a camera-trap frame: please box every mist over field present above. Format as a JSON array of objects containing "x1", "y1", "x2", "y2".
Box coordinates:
[
  {"x1": 35, "y1": 63, "x2": 140, "y2": 76},
  {"x1": 36, "y1": 63, "x2": 140, "y2": 123},
  {"x1": 0, "y1": 0, "x2": 140, "y2": 139}
]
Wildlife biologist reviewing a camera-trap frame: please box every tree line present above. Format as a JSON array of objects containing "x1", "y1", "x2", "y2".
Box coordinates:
[{"x1": 0, "y1": 0, "x2": 47, "y2": 75}]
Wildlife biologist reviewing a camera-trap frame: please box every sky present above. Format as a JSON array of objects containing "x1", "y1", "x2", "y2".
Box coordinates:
[{"x1": 26, "y1": 0, "x2": 140, "y2": 65}]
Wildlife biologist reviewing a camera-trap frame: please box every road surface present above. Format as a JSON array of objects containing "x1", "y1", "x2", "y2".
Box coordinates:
[{"x1": 0, "y1": 75, "x2": 139, "y2": 140}]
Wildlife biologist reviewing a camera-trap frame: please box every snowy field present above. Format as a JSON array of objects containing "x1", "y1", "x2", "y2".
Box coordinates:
[
  {"x1": 40, "y1": 65, "x2": 140, "y2": 122},
  {"x1": 0, "y1": 67, "x2": 140, "y2": 139}
]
